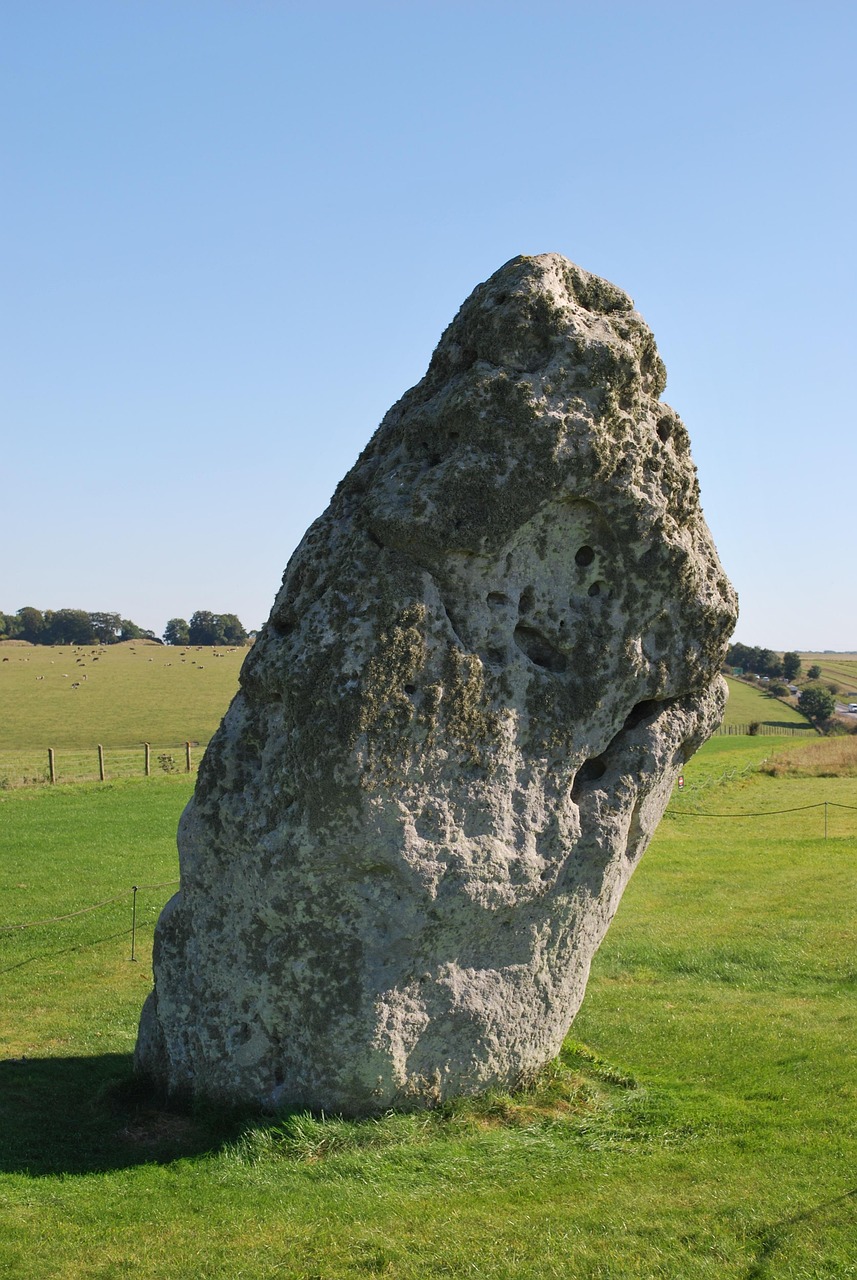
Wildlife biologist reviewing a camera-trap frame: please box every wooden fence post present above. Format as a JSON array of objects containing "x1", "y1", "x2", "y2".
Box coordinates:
[
  {"x1": 98, "y1": 744, "x2": 105, "y2": 782},
  {"x1": 48, "y1": 747, "x2": 56, "y2": 784},
  {"x1": 144, "y1": 742, "x2": 151, "y2": 777},
  {"x1": 185, "y1": 741, "x2": 192, "y2": 772}
]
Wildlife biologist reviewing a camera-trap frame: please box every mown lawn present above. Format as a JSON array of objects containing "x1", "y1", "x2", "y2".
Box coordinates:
[{"x1": 1, "y1": 738, "x2": 855, "y2": 1278}]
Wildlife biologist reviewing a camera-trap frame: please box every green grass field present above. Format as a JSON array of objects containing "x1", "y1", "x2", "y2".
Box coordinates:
[{"x1": 1, "y1": 734, "x2": 855, "y2": 1278}]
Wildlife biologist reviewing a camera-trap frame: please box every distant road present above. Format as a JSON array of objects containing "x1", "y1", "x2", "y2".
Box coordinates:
[{"x1": 835, "y1": 702, "x2": 857, "y2": 717}]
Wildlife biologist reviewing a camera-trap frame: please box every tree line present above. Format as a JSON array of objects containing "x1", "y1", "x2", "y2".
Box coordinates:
[
  {"x1": 163, "y1": 613, "x2": 248, "y2": 646},
  {"x1": 1, "y1": 607, "x2": 249, "y2": 647},
  {"x1": 725, "y1": 642, "x2": 803, "y2": 682}
]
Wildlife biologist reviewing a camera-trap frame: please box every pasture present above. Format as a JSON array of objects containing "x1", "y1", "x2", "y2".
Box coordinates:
[
  {"x1": 0, "y1": 639, "x2": 247, "y2": 785},
  {"x1": 1, "y1": 733, "x2": 855, "y2": 1278}
]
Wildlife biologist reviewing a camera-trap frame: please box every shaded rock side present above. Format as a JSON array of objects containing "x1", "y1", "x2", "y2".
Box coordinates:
[{"x1": 135, "y1": 253, "x2": 737, "y2": 1114}]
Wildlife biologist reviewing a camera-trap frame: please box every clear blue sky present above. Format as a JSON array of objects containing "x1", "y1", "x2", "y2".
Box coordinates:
[{"x1": 3, "y1": 1, "x2": 855, "y2": 650}]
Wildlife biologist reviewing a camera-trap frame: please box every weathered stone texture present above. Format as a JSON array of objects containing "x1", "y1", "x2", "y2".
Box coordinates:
[{"x1": 136, "y1": 253, "x2": 737, "y2": 1114}]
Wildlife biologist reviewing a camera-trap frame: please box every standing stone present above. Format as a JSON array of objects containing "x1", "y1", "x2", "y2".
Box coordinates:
[{"x1": 136, "y1": 254, "x2": 737, "y2": 1114}]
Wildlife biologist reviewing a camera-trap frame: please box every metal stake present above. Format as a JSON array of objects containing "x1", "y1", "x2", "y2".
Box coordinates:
[{"x1": 131, "y1": 886, "x2": 138, "y2": 961}]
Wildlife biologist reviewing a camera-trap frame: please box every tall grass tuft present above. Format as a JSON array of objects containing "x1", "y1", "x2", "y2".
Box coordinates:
[{"x1": 759, "y1": 736, "x2": 857, "y2": 777}]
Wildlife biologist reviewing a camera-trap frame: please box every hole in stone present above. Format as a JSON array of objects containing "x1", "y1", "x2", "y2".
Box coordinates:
[
  {"x1": 587, "y1": 581, "x2": 603, "y2": 598},
  {"x1": 367, "y1": 529, "x2": 384, "y2": 549},
  {"x1": 518, "y1": 586, "x2": 535, "y2": 615},
  {"x1": 575, "y1": 545, "x2": 595, "y2": 567},
  {"x1": 571, "y1": 756, "x2": 607, "y2": 801},
  {"x1": 513, "y1": 624, "x2": 567, "y2": 673},
  {"x1": 487, "y1": 592, "x2": 510, "y2": 608},
  {"x1": 623, "y1": 699, "x2": 667, "y2": 732},
  {"x1": 270, "y1": 614, "x2": 295, "y2": 638},
  {"x1": 657, "y1": 417, "x2": 672, "y2": 443},
  {"x1": 404, "y1": 684, "x2": 416, "y2": 696},
  {"x1": 494, "y1": 292, "x2": 508, "y2": 305}
]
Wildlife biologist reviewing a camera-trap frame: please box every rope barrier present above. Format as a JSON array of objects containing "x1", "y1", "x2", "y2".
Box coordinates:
[
  {"x1": 670, "y1": 803, "x2": 827, "y2": 818},
  {"x1": 671, "y1": 801, "x2": 857, "y2": 818},
  {"x1": 0, "y1": 895, "x2": 126, "y2": 932},
  {"x1": 0, "y1": 881, "x2": 179, "y2": 934}
]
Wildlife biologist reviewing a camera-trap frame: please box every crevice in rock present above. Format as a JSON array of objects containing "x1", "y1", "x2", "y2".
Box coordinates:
[
  {"x1": 571, "y1": 756, "x2": 607, "y2": 801},
  {"x1": 439, "y1": 599, "x2": 466, "y2": 649},
  {"x1": 621, "y1": 697, "x2": 677, "y2": 733},
  {"x1": 270, "y1": 612, "x2": 296, "y2": 638},
  {"x1": 518, "y1": 586, "x2": 535, "y2": 615},
  {"x1": 513, "y1": 624, "x2": 567, "y2": 673},
  {"x1": 572, "y1": 698, "x2": 679, "y2": 804},
  {"x1": 624, "y1": 796, "x2": 644, "y2": 861}
]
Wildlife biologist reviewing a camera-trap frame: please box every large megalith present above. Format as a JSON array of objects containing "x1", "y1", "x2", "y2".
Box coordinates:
[{"x1": 135, "y1": 253, "x2": 737, "y2": 1114}]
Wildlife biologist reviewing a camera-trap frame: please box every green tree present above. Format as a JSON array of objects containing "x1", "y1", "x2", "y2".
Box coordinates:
[
  {"x1": 119, "y1": 618, "x2": 145, "y2": 641},
  {"x1": 799, "y1": 686, "x2": 835, "y2": 728},
  {"x1": 186, "y1": 611, "x2": 248, "y2": 645},
  {"x1": 757, "y1": 648, "x2": 783, "y2": 678},
  {"x1": 188, "y1": 610, "x2": 219, "y2": 645},
  {"x1": 217, "y1": 613, "x2": 248, "y2": 645},
  {"x1": 42, "y1": 609, "x2": 96, "y2": 645},
  {"x1": 807, "y1": 664, "x2": 822, "y2": 680},
  {"x1": 16, "y1": 606, "x2": 45, "y2": 643},
  {"x1": 164, "y1": 618, "x2": 190, "y2": 646},
  {"x1": 89, "y1": 612, "x2": 123, "y2": 643},
  {"x1": 781, "y1": 651, "x2": 801, "y2": 682}
]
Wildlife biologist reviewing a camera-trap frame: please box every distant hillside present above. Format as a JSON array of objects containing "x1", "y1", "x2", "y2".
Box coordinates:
[{"x1": 799, "y1": 653, "x2": 857, "y2": 696}]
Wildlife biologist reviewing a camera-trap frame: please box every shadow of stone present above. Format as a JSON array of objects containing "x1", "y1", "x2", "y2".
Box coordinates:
[{"x1": 0, "y1": 1053, "x2": 242, "y2": 1176}]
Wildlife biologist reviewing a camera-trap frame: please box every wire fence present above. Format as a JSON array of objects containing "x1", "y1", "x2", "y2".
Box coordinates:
[
  {"x1": 0, "y1": 742, "x2": 206, "y2": 788},
  {"x1": 715, "y1": 722, "x2": 816, "y2": 736}
]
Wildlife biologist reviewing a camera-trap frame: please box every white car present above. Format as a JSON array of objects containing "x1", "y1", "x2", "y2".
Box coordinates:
[{"x1": 849, "y1": 703, "x2": 857, "y2": 714}]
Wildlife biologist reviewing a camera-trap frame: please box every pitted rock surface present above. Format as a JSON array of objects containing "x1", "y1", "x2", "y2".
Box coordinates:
[{"x1": 136, "y1": 254, "x2": 737, "y2": 1114}]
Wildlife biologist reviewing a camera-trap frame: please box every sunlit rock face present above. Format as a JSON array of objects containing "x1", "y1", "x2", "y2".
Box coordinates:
[{"x1": 135, "y1": 254, "x2": 737, "y2": 1115}]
